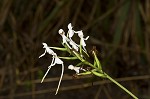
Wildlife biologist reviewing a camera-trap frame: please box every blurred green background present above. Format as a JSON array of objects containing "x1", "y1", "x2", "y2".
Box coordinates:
[{"x1": 0, "y1": 0, "x2": 150, "y2": 99}]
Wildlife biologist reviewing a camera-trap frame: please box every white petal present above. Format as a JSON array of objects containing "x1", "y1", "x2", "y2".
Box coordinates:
[
  {"x1": 68, "y1": 23, "x2": 72, "y2": 30},
  {"x1": 74, "y1": 67, "x2": 80, "y2": 74},
  {"x1": 69, "y1": 40, "x2": 79, "y2": 51},
  {"x1": 68, "y1": 23, "x2": 74, "y2": 38},
  {"x1": 55, "y1": 64, "x2": 64, "y2": 95},
  {"x1": 47, "y1": 48, "x2": 55, "y2": 55},
  {"x1": 41, "y1": 66, "x2": 52, "y2": 83},
  {"x1": 55, "y1": 56, "x2": 63, "y2": 64},
  {"x1": 41, "y1": 43, "x2": 56, "y2": 56},
  {"x1": 68, "y1": 65, "x2": 80, "y2": 74},
  {"x1": 42, "y1": 43, "x2": 47, "y2": 47},
  {"x1": 77, "y1": 30, "x2": 84, "y2": 38},
  {"x1": 58, "y1": 29, "x2": 64, "y2": 34},
  {"x1": 68, "y1": 65, "x2": 74, "y2": 70},
  {"x1": 85, "y1": 36, "x2": 89, "y2": 40}
]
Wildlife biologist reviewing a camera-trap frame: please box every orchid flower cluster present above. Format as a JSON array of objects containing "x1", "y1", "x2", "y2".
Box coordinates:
[
  {"x1": 39, "y1": 23, "x2": 90, "y2": 95},
  {"x1": 39, "y1": 23, "x2": 138, "y2": 99}
]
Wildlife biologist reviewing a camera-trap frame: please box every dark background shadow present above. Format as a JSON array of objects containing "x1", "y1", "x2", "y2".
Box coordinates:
[{"x1": 0, "y1": 0, "x2": 150, "y2": 99}]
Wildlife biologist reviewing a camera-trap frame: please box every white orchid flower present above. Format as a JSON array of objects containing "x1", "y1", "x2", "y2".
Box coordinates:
[
  {"x1": 39, "y1": 43, "x2": 64, "y2": 95},
  {"x1": 58, "y1": 29, "x2": 68, "y2": 44},
  {"x1": 75, "y1": 30, "x2": 89, "y2": 52},
  {"x1": 69, "y1": 40, "x2": 79, "y2": 51},
  {"x1": 67, "y1": 23, "x2": 81, "y2": 51},
  {"x1": 59, "y1": 28, "x2": 79, "y2": 51},
  {"x1": 68, "y1": 65, "x2": 86, "y2": 74},
  {"x1": 39, "y1": 43, "x2": 56, "y2": 58},
  {"x1": 58, "y1": 29, "x2": 72, "y2": 49},
  {"x1": 68, "y1": 23, "x2": 75, "y2": 38}
]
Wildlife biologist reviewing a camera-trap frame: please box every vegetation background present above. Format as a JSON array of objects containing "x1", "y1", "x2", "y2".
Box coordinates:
[{"x1": 0, "y1": 0, "x2": 150, "y2": 99}]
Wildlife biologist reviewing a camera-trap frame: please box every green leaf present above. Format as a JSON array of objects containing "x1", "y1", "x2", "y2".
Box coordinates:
[
  {"x1": 62, "y1": 43, "x2": 71, "y2": 54},
  {"x1": 79, "y1": 40, "x2": 83, "y2": 55},
  {"x1": 50, "y1": 47, "x2": 67, "y2": 51},
  {"x1": 78, "y1": 71, "x2": 92, "y2": 75},
  {"x1": 94, "y1": 60, "x2": 96, "y2": 67},
  {"x1": 93, "y1": 51, "x2": 102, "y2": 70},
  {"x1": 59, "y1": 56, "x2": 78, "y2": 60},
  {"x1": 82, "y1": 49, "x2": 90, "y2": 57},
  {"x1": 76, "y1": 62, "x2": 84, "y2": 66},
  {"x1": 92, "y1": 71, "x2": 106, "y2": 78},
  {"x1": 73, "y1": 50, "x2": 83, "y2": 61},
  {"x1": 73, "y1": 50, "x2": 96, "y2": 69}
]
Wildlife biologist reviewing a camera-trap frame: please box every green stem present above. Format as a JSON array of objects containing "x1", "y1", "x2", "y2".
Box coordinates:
[
  {"x1": 72, "y1": 50, "x2": 96, "y2": 69},
  {"x1": 105, "y1": 73, "x2": 138, "y2": 99},
  {"x1": 71, "y1": 46, "x2": 138, "y2": 98}
]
